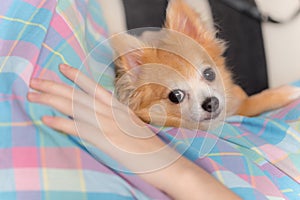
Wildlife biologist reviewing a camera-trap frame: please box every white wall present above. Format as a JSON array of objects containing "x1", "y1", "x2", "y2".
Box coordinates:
[
  {"x1": 99, "y1": 0, "x2": 126, "y2": 34},
  {"x1": 255, "y1": 0, "x2": 300, "y2": 87}
]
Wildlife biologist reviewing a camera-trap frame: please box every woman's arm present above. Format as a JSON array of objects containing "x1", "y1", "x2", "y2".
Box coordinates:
[{"x1": 27, "y1": 64, "x2": 240, "y2": 200}]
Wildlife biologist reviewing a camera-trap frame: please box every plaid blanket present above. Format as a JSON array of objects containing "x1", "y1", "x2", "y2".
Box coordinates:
[{"x1": 0, "y1": 1, "x2": 299, "y2": 199}]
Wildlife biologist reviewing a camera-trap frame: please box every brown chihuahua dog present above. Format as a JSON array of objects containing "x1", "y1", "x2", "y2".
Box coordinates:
[{"x1": 111, "y1": 0, "x2": 300, "y2": 130}]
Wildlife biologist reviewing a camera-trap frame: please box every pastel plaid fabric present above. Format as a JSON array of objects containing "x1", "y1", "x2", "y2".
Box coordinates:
[
  {"x1": 0, "y1": 1, "x2": 165, "y2": 199},
  {"x1": 0, "y1": 1, "x2": 300, "y2": 200},
  {"x1": 159, "y1": 99, "x2": 300, "y2": 200}
]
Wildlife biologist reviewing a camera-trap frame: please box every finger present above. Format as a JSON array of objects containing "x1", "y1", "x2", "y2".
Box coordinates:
[
  {"x1": 28, "y1": 91, "x2": 106, "y2": 127},
  {"x1": 42, "y1": 116, "x2": 77, "y2": 136},
  {"x1": 59, "y1": 64, "x2": 112, "y2": 103},
  {"x1": 28, "y1": 92, "x2": 73, "y2": 116},
  {"x1": 43, "y1": 116, "x2": 107, "y2": 148},
  {"x1": 42, "y1": 116, "x2": 104, "y2": 145},
  {"x1": 30, "y1": 78, "x2": 102, "y2": 112},
  {"x1": 30, "y1": 78, "x2": 75, "y2": 100},
  {"x1": 29, "y1": 77, "x2": 115, "y2": 118},
  {"x1": 59, "y1": 64, "x2": 135, "y2": 116}
]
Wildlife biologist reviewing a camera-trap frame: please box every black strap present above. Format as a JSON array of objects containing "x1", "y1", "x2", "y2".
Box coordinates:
[
  {"x1": 122, "y1": 0, "x2": 168, "y2": 32},
  {"x1": 209, "y1": 0, "x2": 269, "y2": 95}
]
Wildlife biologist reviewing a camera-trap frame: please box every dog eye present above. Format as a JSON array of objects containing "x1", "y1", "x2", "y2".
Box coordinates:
[
  {"x1": 203, "y1": 68, "x2": 216, "y2": 82},
  {"x1": 168, "y1": 89, "x2": 185, "y2": 104}
]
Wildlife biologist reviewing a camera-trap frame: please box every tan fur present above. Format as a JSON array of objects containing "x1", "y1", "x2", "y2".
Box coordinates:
[{"x1": 111, "y1": 0, "x2": 300, "y2": 130}]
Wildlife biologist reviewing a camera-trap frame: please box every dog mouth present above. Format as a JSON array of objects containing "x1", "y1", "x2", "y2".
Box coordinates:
[
  {"x1": 202, "y1": 110, "x2": 222, "y2": 121},
  {"x1": 189, "y1": 109, "x2": 222, "y2": 123}
]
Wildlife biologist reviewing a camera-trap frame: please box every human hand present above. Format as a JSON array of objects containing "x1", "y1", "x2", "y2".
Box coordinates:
[
  {"x1": 27, "y1": 64, "x2": 180, "y2": 172},
  {"x1": 27, "y1": 64, "x2": 240, "y2": 200}
]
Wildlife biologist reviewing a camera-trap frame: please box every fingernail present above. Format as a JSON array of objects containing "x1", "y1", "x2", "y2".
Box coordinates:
[
  {"x1": 42, "y1": 116, "x2": 53, "y2": 124},
  {"x1": 60, "y1": 64, "x2": 70, "y2": 71},
  {"x1": 27, "y1": 92, "x2": 39, "y2": 101},
  {"x1": 30, "y1": 78, "x2": 41, "y2": 86}
]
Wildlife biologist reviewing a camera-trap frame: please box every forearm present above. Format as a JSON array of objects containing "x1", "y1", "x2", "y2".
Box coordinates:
[
  {"x1": 94, "y1": 128, "x2": 240, "y2": 200},
  {"x1": 140, "y1": 154, "x2": 241, "y2": 200},
  {"x1": 75, "y1": 123, "x2": 239, "y2": 199}
]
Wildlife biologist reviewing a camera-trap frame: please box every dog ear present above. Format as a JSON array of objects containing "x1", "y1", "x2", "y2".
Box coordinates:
[
  {"x1": 110, "y1": 33, "x2": 145, "y2": 72},
  {"x1": 165, "y1": 0, "x2": 226, "y2": 65},
  {"x1": 165, "y1": 0, "x2": 212, "y2": 39}
]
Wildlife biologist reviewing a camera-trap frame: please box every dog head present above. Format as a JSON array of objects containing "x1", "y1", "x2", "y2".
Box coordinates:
[{"x1": 111, "y1": 0, "x2": 233, "y2": 129}]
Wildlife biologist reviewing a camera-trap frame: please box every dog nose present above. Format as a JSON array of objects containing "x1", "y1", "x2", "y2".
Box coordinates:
[{"x1": 202, "y1": 97, "x2": 219, "y2": 113}]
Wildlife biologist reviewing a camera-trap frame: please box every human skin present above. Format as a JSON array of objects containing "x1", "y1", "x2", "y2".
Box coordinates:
[{"x1": 27, "y1": 64, "x2": 241, "y2": 200}]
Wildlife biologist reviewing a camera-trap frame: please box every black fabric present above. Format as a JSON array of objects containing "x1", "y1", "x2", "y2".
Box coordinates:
[
  {"x1": 122, "y1": 0, "x2": 168, "y2": 30},
  {"x1": 122, "y1": 0, "x2": 269, "y2": 95},
  {"x1": 209, "y1": 0, "x2": 268, "y2": 95}
]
